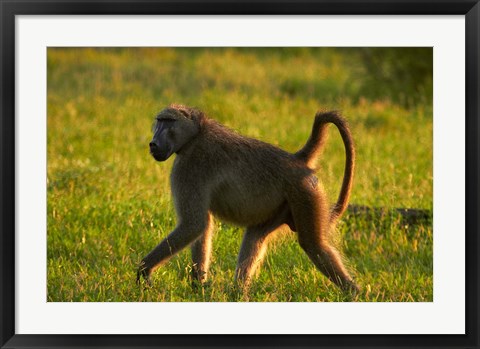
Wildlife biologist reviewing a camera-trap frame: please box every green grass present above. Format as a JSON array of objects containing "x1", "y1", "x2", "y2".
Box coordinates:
[{"x1": 47, "y1": 48, "x2": 433, "y2": 302}]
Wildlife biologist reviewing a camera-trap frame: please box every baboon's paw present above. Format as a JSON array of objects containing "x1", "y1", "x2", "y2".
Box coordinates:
[
  {"x1": 136, "y1": 265, "x2": 152, "y2": 287},
  {"x1": 343, "y1": 280, "x2": 361, "y2": 297}
]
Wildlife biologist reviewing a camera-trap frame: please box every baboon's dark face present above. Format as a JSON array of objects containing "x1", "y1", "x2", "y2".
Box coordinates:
[
  {"x1": 149, "y1": 107, "x2": 199, "y2": 162},
  {"x1": 150, "y1": 117, "x2": 176, "y2": 161}
]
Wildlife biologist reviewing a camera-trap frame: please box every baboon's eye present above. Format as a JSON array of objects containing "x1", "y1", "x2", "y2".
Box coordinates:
[
  {"x1": 156, "y1": 117, "x2": 176, "y2": 123},
  {"x1": 153, "y1": 118, "x2": 175, "y2": 129},
  {"x1": 153, "y1": 119, "x2": 176, "y2": 134}
]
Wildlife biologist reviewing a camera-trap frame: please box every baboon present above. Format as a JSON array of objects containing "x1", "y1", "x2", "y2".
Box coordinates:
[{"x1": 137, "y1": 104, "x2": 359, "y2": 293}]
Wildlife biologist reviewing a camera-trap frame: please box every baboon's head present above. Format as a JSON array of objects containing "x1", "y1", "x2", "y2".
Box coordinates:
[{"x1": 149, "y1": 105, "x2": 200, "y2": 161}]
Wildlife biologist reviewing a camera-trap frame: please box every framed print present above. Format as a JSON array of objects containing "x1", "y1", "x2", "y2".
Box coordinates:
[{"x1": 1, "y1": 1, "x2": 479, "y2": 348}]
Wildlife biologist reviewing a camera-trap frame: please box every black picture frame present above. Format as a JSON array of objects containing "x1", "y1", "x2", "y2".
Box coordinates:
[{"x1": 1, "y1": 1, "x2": 479, "y2": 348}]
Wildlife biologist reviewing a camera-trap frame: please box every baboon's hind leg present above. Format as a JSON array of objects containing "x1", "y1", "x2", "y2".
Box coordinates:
[
  {"x1": 289, "y1": 181, "x2": 359, "y2": 293},
  {"x1": 302, "y1": 239, "x2": 358, "y2": 293},
  {"x1": 235, "y1": 205, "x2": 290, "y2": 289},
  {"x1": 235, "y1": 225, "x2": 277, "y2": 289},
  {"x1": 191, "y1": 213, "x2": 214, "y2": 285}
]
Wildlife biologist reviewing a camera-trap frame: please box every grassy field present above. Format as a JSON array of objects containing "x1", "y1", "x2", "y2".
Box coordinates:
[{"x1": 47, "y1": 48, "x2": 433, "y2": 302}]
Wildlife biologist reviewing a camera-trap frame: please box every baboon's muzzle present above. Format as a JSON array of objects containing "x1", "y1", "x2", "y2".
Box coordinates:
[{"x1": 149, "y1": 141, "x2": 171, "y2": 162}]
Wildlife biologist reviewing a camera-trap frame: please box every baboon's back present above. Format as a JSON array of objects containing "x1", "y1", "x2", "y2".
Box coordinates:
[{"x1": 195, "y1": 124, "x2": 312, "y2": 226}]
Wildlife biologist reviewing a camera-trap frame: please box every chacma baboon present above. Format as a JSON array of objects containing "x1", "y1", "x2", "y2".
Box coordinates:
[{"x1": 137, "y1": 104, "x2": 359, "y2": 293}]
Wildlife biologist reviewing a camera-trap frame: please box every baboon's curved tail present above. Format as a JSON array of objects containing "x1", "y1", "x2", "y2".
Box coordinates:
[{"x1": 295, "y1": 111, "x2": 355, "y2": 222}]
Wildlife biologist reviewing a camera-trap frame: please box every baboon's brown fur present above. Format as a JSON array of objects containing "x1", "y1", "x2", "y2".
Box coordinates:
[{"x1": 138, "y1": 104, "x2": 358, "y2": 293}]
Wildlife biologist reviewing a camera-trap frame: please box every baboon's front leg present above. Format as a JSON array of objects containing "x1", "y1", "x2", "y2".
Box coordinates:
[
  {"x1": 137, "y1": 214, "x2": 211, "y2": 285},
  {"x1": 191, "y1": 213, "x2": 214, "y2": 285}
]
